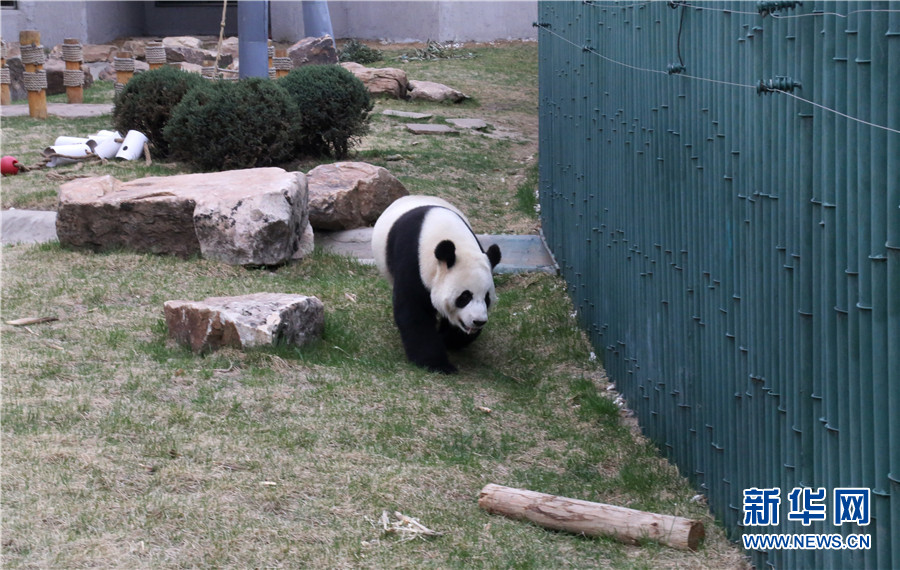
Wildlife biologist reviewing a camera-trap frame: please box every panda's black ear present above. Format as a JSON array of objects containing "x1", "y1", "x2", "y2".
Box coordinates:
[
  {"x1": 486, "y1": 244, "x2": 502, "y2": 269},
  {"x1": 435, "y1": 240, "x2": 456, "y2": 268}
]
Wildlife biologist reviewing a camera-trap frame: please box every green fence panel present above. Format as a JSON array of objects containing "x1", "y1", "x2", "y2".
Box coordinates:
[{"x1": 537, "y1": 2, "x2": 899, "y2": 567}]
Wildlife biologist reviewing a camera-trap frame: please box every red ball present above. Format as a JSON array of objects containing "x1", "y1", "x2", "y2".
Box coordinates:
[{"x1": 1, "y1": 156, "x2": 19, "y2": 176}]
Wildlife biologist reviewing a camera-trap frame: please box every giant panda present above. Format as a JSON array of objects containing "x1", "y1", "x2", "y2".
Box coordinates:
[{"x1": 372, "y1": 196, "x2": 502, "y2": 374}]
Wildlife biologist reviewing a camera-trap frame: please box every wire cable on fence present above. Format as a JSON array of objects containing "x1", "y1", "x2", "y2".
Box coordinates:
[{"x1": 537, "y1": 22, "x2": 900, "y2": 136}]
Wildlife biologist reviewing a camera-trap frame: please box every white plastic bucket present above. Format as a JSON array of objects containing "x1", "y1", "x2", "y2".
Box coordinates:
[
  {"x1": 89, "y1": 131, "x2": 123, "y2": 159},
  {"x1": 53, "y1": 136, "x2": 90, "y2": 146},
  {"x1": 43, "y1": 143, "x2": 94, "y2": 167},
  {"x1": 115, "y1": 130, "x2": 149, "y2": 161}
]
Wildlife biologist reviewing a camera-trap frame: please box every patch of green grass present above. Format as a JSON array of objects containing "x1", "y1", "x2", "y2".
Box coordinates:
[{"x1": 515, "y1": 161, "x2": 540, "y2": 217}]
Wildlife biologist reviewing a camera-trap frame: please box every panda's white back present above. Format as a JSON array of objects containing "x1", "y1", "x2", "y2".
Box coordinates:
[{"x1": 372, "y1": 195, "x2": 470, "y2": 282}]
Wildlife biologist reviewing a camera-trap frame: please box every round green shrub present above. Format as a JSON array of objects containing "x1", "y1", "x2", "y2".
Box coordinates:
[
  {"x1": 112, "y1": 66, "x2": 206, "y2": 157},
  {"x1": 164, "y1": 78, "x2": 298, "y2": 171},
  {"x1": 278, "y1": 65, "x2": 373, "y2": 159}
]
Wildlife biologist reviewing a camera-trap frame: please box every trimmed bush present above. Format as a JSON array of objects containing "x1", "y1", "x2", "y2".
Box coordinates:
[
  {"x1": 338, "y1": 39, "x2": 383, "y2": 64},
  {"x1": 164, "y1": 78, "x2": 298, "y2": 172},
  {"x1": 112, "y1": 66, "x2": 206, "y2": 157},
  {"x1": 278, "y1": 65, "x2": 373, "y2": 159}
]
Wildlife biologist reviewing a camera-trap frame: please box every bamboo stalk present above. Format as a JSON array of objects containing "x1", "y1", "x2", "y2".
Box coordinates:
[{"x1": 478, "y1": 484, "x2": 704, "y2": 551}]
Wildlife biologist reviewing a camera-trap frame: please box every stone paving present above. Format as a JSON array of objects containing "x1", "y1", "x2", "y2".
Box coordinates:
[
  {"x1": 1, "y1": 209, "x2": 557, "y2": 274},
  {"x1": 0, "y1": 103, "x2": 114, "y2": 118}
]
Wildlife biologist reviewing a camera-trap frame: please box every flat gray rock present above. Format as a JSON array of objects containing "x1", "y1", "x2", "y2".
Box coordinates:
[
  {"x1": 447, "y1": 118, "x2": 489, "y2": 130},
  {"x1": 1, "y1": 209, "x2": 58, "y2": 245},
  {"x1": 164, "y1": 293, "x2": 325, "y2": 354},
  {"x1": 405, "y1": 123, "x2": 458, "y2": 135},
  {"x1": 383, "y1": 109, "x2": 433, "y2": 120}
]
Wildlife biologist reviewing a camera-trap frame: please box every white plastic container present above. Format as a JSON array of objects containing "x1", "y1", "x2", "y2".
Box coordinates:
[
  {"x1": 89, "y1": 131, "x2": 123, "y2": 159},
  {"x1": 43, "y1": 143, "x2": 94, "y2": 167},
  {"x1": 53, "y1": 136, "x2": 90, "y2": 146},
  {"x1": 115, "y1": 130, "x2": 149, "y2": 161}
]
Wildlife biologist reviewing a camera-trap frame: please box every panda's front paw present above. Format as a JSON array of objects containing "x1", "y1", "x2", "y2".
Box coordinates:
[{"x1": 428, "y1": 361, "x2": 458, "y2": 375}]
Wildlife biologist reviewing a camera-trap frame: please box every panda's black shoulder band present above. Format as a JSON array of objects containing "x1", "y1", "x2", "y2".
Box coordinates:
[{"x1": 435, "y1": 240, "x2": 456, "y2": 268}]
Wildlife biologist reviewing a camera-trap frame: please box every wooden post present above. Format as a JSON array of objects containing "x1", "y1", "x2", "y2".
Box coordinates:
[
  {"x1": 63, "y1": 38, "x2": 84, "y2": 104},
  {"x1": 273, "y1": 49, "x2": 291, "y2": 79},
  {"x1": 20, "y1": 30, "x2": 48, "y2": 119},
  {"x1": 478, "y1": 484, "x2": 705, "y2": 551},
  {"x1": 114, "y1": 50, "x2": 134, "y2": 95},
  {"x1": 1, "y1": 39, "x2": 11, "y2": 105},
  {"x1": 146, "y1": 41, "x2": 167, "y2": 70}
]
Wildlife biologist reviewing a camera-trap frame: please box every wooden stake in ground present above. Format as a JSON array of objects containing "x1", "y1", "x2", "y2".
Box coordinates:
[
  {"x1": 114, "y1": 49, "x2": 134, "y2": 95},
  {"x1": 63, "y1": 38, "x2": 84, "y2": 104},
  {"x1": 146, "y1": 41, "x2": 167, "y2": 70},
  {"x1": 273, "y1": 48, "x2": 292, "y2": 79},
  {"x1": 478, "y1": 484, "x2": 705, "y2": 551},
  {"x1": 20, "y1": 30, "x2": 47, "y2": 119},
  {"x1": 1, "y1": 39, "x2": 11, "y2": 105}
]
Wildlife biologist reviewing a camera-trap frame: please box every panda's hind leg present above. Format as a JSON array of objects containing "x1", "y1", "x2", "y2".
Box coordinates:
[
  {"x1": 439, "y1": 318, "x2": 481, "y2": 350},
  {"x1": 393, "y1": 291, "x2": 458, "y2": 374}
]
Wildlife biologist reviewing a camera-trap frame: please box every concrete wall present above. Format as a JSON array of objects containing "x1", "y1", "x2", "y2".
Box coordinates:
[
  {"x1": 2, "y1": 1, "x2": 88, "y2": 48},
  {"x1": 274, "y1": 1, "x2": 537, "y2": 43},
  {"x1": 2, "y1": 1, "x2": 536, "y2": 48}
]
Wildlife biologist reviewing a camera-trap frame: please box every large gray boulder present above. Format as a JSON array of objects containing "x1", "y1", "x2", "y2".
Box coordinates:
[
  {"x1": 287, "y1": 35, "x2": 338, "y2": 67},
  {"x1": 56, "y1": 167, "x2": 310, "y2": 266},
  {"x1": 162, "y1": 36, "x2": 232, "y2": 67},
  {"x1": 306, "y1": 162, "x2": 408, "y2": 230},
  {"x1": 340, "y1": 62, "x2": 408, "y2": 99},
  {"x1": 407, "y1": 80, "x2": 468, "y2": 103},
  {"x1": 164, "y1": 293, "x2": 325, "y2": 353}
]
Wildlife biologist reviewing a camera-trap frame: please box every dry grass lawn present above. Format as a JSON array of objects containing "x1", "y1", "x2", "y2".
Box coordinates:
[{"x1": 1, "y1": 42, "x2": 747, "y2": 568}]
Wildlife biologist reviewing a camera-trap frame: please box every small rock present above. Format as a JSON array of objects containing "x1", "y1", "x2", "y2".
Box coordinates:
[
  {"x1": 82, "y1": 44, "x2": 117, "y2": 63},
  {"x1": 405, "y1": 124, "x2": 458, "y2": 135},
  {"x1": 447, "y1": 118, "x2": 488, "y2": 130},
  {"x1": 306, "y1": 162, "x2": 408, "y2": 230},
  {"x1": 287, "y1": 35, "x2": 338, "y2": 67},
  {"x1": 382, "y1": 109, "x2": 433, "y2": 120},
  {"x1": 340, "y1": 62, "x2": 408, "y2": 99},
  {"x1": 164, "y1": 293, "x2": 325, "y2": 353},
  {"x1": 169, "y1": 61, "x2": 204, "y2": 75},
  {"x1": 407, "y1": 80, "x2": 468, "y2": 103}
]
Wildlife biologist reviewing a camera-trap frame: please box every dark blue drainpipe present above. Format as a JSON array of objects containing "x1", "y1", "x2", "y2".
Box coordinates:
[
  {"x1": 238, "y1": 0, "x2": 269, "y2": 79},
  {"x1": 303, "y1": 0, "x2": 335, "y2": 48}
]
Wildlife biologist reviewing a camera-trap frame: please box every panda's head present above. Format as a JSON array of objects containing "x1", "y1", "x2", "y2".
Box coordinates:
[{"x1": 430, "y1": 240, "x2": 502, "y2": 335}]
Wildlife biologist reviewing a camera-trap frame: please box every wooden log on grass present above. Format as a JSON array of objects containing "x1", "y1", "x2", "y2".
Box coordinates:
[{"x1": 478, "y1": 484, "x2": 705, "y2": 551}]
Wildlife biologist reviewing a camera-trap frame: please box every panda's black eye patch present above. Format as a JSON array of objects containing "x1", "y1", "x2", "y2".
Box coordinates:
[
  {"x1": 485, "y1": 292, "x2": 491, "y2": 308},
  {"x1": 455, "y1": 290, "x2": 473, "y2": 308}
]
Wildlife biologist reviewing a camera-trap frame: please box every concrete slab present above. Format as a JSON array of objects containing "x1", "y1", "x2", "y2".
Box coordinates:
[
  {"x1": 1, "y1": 209, "x2": 558, "y2": 274},
  {"x1": 1, "y1": 209, "x2": 58, "y2": 245},
  {"x1": 0, "y1": 103, "x2": 114, "y2": 119},
  {"x1": 447, "y1": 118, "x2": 489, "y2": 130},
  {"x1": 314, "y1": 228, "x2": 376, "y2": 264},
  {"x1": 315, "y1": 227, "x2": 557, "y2": 274},
  {"x1": 383, "y1": 109, "x2": 433, "y2": 120},
  {"x1": 405, "y1": 123, "x2": 458, "y2": 135}
]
